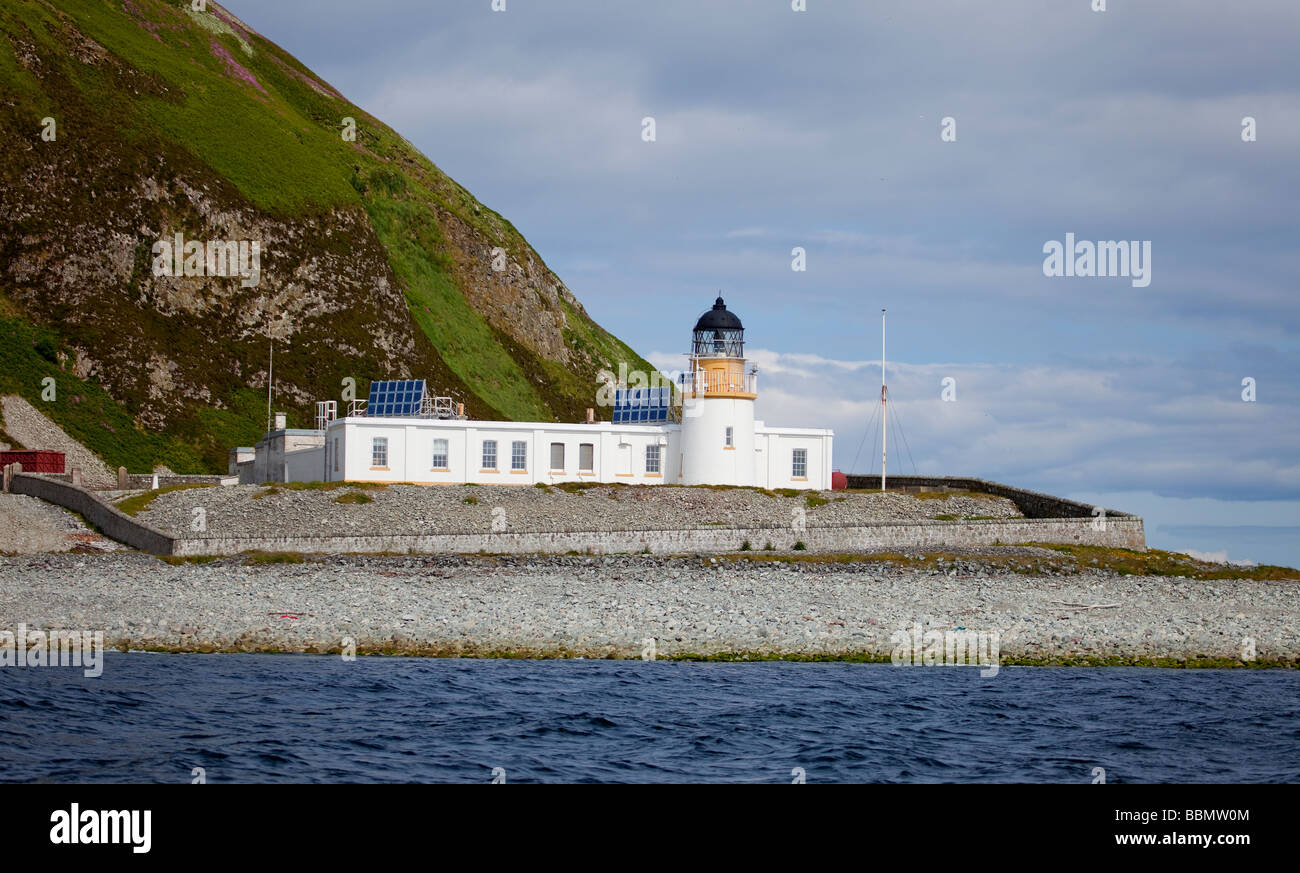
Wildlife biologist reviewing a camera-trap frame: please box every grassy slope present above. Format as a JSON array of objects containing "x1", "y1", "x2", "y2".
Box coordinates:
[
  {"x1": 0, "y1": 304, "x2": 206, "y2": 472},
  {"x1": 0, "y1": 0, "x2": 653, "y2": 466}
]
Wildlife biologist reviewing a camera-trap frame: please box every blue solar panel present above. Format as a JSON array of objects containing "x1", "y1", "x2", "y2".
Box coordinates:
[
  {"x1": 366, "y1": 379, "x2": 426, "y2": 416},
  {"x1": 611, "y1": 386, "x2": 671, "y2": 424}
]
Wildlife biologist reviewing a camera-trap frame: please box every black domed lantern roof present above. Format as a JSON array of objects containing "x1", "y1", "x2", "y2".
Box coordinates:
[{"x1": 692, "y1": 296, "x2": 744, "y2": 357}]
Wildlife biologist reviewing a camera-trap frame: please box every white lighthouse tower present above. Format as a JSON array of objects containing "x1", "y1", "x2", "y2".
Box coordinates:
[{"x1": 679, "y1": 297, "x2": 758, "y2": 486}]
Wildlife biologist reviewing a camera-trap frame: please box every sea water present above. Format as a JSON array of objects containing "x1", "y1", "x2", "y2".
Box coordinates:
[{"x1": 1, "y1": 655, "x2": 1297, "y2": 783}]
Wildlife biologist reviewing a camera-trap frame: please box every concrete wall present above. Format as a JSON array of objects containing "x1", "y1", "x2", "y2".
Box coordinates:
[
  {"x1": 285, "y1": 445, "x2": 325, "y2": 483},
  {"x1": 255, "y1": 430, "x2": 325, "y2": 484},
  {"x1": 228, "y1": 447, "x2": 254, "y2": 476},
  {"x1": 7, "y1": 473, "x2": 174, "y2": 554}
]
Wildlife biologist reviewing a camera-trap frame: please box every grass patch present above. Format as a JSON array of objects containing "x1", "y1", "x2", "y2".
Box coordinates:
[
  {"x1": 157, "y1": 554, "x2": 220, "y2": 565},
  {"x1": 555, "y1": 480, "x2": 606, "y2": 493},
  {"x1": 711, "y1": 544, "x2": 1300, "y2": 580},
  {"x1": 909, "y1": 490, "x2": 1001, "y2": 501},
  {"x1": 278, "y1": 480, "x2": 387, "y2": 490},
  {"x1": 805, "y1": 493, "x2": 829, "y2": 508},
  {"x1": 242, "y1": 551, "x2": 306, "y2": 565},
  {"x1": 463, "y1": 495, "x2": 478, "y2": 505},
  {"x1": 115, "y1": 483, "x2": 213, "y2": 517},
  {"x1": 333, "y1": 491, "x2": 373, "y2": 504},
  {"x1": 0, "y1": 315, "x2": 209, "y2": 472},
  {"x1": 1026, "y1": 544, "x2": 1300, "y2": 581},
  {"x1": 364, "y1": 188, "x2": 552, "y2": 422}
]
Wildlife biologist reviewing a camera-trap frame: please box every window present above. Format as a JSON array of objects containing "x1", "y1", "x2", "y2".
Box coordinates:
[
  {"x1": 482, "y1": 439, "x2": 498, "y2": 470},
  {"x1": 432, "y1": 438, "x2": 448, "y2": 469},
  {"x1": 511, "y1": 440, "x2": 528, "y2": 471},
  {"x1": 333, "y1": 438, "x2": 339, "y2": 473},
  {"x1": 371, "y1": 436, "x2": 388, "y2": 468},
  {"x1": 725, "y1": 426, "x2": 734, "y2": 447},
  {"x1": 579, "y1": 443, "x2": 594, "y2": 472},
  {"x1": 550, "y1": 442, "x2": 565, "y2": 471},
  {"x1": 645, "y1": 444, "x2": 661, "y2": 474},
  {"x1": 792, "y1": 448, "x2": 807, "y2": 479}
]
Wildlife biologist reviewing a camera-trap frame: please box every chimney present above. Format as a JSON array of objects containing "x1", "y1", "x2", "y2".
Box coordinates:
[
  {"x1": 273, "y1": 412, "x2": 287, "y2": 430},
  {"x1": 586, "y1": 407, "x2": 595, "y2": 424},
  {"x1": 456, "y1": 402, "x2": 464, "y2": 417}
]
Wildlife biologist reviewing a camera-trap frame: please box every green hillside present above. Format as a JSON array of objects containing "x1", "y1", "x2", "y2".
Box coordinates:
[{"x1": 0, "y1": 0, "x2": 654, "y2": 471}]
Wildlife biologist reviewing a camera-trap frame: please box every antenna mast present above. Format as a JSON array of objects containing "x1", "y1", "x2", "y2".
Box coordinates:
[
  {"x1": 881, "y1": 309, "x2": 887, "y2": 492},
  {"x1": 266, "y1": 337, "x2": 274, "y2": 435}
]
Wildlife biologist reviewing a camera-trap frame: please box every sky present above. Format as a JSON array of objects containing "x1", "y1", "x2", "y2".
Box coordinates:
[{"x1": 225, "y1": 0, "x2": 1299, "y2": 567}]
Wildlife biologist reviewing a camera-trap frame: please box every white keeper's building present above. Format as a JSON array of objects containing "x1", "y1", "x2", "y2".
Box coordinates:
[{"x1": 236, "y1": 298, "x2": 833, "y2": 490}]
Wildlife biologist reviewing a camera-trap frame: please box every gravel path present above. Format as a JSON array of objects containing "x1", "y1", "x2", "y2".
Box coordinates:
[
  {"x1": 2, "y1": 552, "x2": 1295, "y2": 665},
  {"x1": 130, "y1": 483, "x2": 1023, "y2": 539},
  {"x1": 0, "y1": 493, "x2": 127, "y2": 554}
]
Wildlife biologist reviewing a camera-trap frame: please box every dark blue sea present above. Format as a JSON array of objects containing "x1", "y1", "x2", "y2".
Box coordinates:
[{"x1": 2, "y1": 655, "x2": 1298, "y2": 783}]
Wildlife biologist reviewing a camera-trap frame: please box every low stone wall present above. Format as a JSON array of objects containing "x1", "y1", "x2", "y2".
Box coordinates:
[
  {"x1": 170, "y1": 516, "x2": 1145, "y2": 557},
  {"x1": 7, "y1": 470, "x2": 1145, "y2": 557},
  {"x1": 35, "y1": 472, "x2": 229, "y2": 490},
  {"x1": 7, "y1": 473, "x2": 174, "y2": 554},
  {"x1": 843, "y1": 475, "x2": 1133, "y2": 520}
]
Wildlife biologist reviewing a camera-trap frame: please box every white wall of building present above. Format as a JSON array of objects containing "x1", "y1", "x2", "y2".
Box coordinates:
[
  {"x1": 754, "y1": 423, "x2": 834, "y2": 490},
  {"x1": 679, "y1": 397, "x2": 756, "y2": 486},
  {"x1": 307, "y1": 416, "x2": 831, "y2": 490},
  {"x1": 327, "y1": 417, "x2": 680, "y2": 486}
]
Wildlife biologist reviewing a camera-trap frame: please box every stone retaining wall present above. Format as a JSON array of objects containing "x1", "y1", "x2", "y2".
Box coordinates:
[
  {"x1": 6, "y1": 472, "x2": 173, "y2": 554},
  {"x1": 170, "y1": 516, "x2": 1145, "y2": 557},
  {"x1": 36, "y1": 472, "x2": 230, "y2": 489},
  {"x1": 6, "y1": 471, "x2": 1146, "y2": 557},
  {"x1": 843, "y1": 475, "x2": 1132, "y2": 520}
]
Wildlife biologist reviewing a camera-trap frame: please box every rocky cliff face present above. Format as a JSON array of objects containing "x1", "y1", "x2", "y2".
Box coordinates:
[{"x1": 0, "y1": 0, "x2": 651, "y2": 472}]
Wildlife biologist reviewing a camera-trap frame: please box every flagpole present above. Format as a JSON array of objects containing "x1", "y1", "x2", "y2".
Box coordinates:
[{"x1": 881, "y1": 309, "x2": 887, "y2": 493}]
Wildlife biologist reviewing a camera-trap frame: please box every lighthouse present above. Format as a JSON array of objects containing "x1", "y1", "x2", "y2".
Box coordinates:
[
  {"x1": 680, "y1": 296, "x2": 759, "y2": 486},
  {"x1": 271, "y1": 293, "x2": 830, "y2": 490}
]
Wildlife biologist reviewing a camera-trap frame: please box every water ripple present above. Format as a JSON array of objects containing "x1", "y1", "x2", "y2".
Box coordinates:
[{"x1": 1, "y1": 655, "x2": 1298, "y2": 783}]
